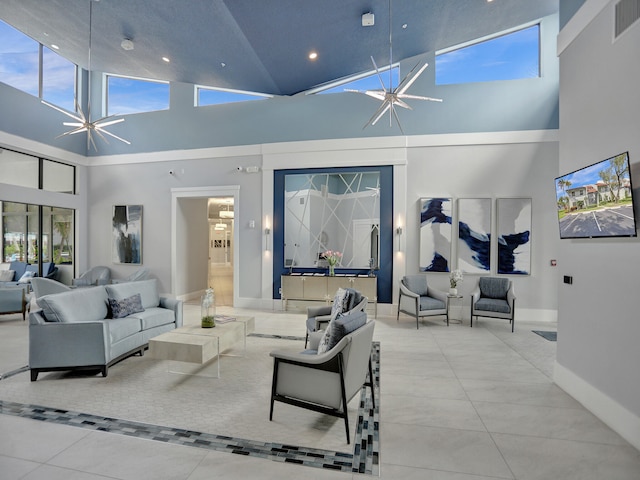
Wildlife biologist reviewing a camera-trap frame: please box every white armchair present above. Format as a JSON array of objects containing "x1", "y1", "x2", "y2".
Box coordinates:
[
  {"x1": 270, "y1": 314, "x2": 375, "y2": 444},
  {"x1": 72, "y1": 266, "x2": 111, "y2": 287}
]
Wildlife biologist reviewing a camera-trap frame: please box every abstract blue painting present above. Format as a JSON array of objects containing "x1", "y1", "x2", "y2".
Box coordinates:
[
  {"x1": 497, "y1": 198, "x2": 531, "y2": 275},
  {"x1": 419, "y1": 198, "x2": 452, "y2": 272},
  {"x1": 112, "y1": 205, "x2": 143, "y2": 264},
  {"x1": 458, "y1": 198, "x2": 491, "y2": 273}
]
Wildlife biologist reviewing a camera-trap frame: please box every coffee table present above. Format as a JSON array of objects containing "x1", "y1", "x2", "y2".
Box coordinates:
[{"x1": 148, "y1": 316, "x2": 254, "y2": 378}]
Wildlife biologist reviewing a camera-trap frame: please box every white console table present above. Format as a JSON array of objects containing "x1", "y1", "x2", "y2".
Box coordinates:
[{"x1": 281, "y1": 274, "x2": 377, "y2": 317}]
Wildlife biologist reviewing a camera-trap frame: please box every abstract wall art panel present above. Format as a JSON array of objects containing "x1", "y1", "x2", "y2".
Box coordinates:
[
  {"x1": 112, "y1": 205, "x2": 143, "y2": 264},
  {"x1": 457, "y1": 198, "x2": 491, "y2": 273},
  {"x1": 419, "y1": 197, "x2": 452, "y2": 272},
  {"x1": 497, "y1": 198, "x2": 531, "y2": 275}
]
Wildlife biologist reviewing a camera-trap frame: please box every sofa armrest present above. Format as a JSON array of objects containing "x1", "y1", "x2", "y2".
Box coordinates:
[
  {"x1": 28, "y1": 314, "x2": 110, "y2": 369},
  {"x1": 160, "y1": 296, "x2": 183, "y2": 327}
]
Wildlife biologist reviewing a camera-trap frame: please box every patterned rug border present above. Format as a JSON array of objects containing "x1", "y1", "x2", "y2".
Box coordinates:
[{"x1": 0, "y1": 336, "x2": 380, "y2": 475}]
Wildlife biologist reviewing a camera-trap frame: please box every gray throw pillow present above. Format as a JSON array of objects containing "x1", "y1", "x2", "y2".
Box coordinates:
[
  {"x1": 318, "y1": 310, "x2": 367, "y2": 354},
  {"x1": 108, "y1": 293, "x2": 145, "y2": 319}
]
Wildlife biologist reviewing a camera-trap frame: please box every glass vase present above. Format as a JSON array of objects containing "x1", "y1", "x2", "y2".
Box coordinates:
[
  {"x1": 328, "y1": 264, "x2": 335, "y2": 276},
  {"x1": 201, "y1": 290, "x2": 215, "y2": 328}
]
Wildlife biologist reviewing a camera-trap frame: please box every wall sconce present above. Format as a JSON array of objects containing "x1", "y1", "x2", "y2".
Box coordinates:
[
  {"x1": 264, "y1": 216, "x2": 271, "y2": 251},
  {"x1": 396, "y1": 226, "x2": 403, "y2": 236},
  {"x1": 396, "y1": 222, "x2": 403, "y2": 251}
]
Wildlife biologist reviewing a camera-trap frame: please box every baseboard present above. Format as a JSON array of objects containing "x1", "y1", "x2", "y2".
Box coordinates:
[
  {"x1": 516, "y1": 308, "x2": 558, "y2": 323},
  {"x1": 554, "y1": 362, "x2": 640, "y2": 452}
]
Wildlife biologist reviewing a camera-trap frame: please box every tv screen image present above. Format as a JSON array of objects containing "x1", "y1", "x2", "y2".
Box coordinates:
[{"x1": 555, "y1": 152, "x2": 637, "y2": 239}]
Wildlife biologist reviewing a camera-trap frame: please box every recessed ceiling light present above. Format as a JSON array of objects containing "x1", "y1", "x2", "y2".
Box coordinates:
[
  {"x1": 162, "y1": 56, "x2": 170, "y2": 63},
  {"x1": 309, "y1": 52, "x2": 318, "y2": 60},
  {"x1": 51, "y1": 44, "x2": 60, "y2": 50}
]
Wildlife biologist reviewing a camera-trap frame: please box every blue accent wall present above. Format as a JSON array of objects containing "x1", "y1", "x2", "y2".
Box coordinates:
[{"x1": 273, "y1": 165, "x2": 393, "y2": 303}]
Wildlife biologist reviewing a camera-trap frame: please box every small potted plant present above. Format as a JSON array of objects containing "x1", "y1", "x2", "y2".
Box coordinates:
[{"x1": 449, "y1": 269, "x2": 463, "y2": 295}]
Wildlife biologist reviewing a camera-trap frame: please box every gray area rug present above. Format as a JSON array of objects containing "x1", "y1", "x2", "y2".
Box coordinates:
[{"x1": 532, "y1": 330, "x2": 557, "y2": 341}]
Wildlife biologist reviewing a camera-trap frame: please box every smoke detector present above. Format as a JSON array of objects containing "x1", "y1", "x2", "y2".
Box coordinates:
[
  {"x1": 121, "y1": 39, "x2": 134, "y2": 51},
  {"x1": 362, "y1": 12, "x2": 374, "y2": 26}
]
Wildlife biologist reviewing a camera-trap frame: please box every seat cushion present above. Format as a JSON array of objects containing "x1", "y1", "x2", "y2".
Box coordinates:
[
  {"x1": 479, "y1": 277, "x2": 510, "y2": 299},
  {"x1": 403, "y1": 275, "x2": 429, "y2": 296},
  {"x1": 419, "y1": 296, "x2": 445, "y2": 311},
  {"x1": 130, "y1": 307, "x2": 176, "y2": 330},
  {"x1": 475, "y1": 298, "x2": 511, "y2": 314},
  {"x1": 108, "y1": 317, "x2": 143, "y2": 343}
]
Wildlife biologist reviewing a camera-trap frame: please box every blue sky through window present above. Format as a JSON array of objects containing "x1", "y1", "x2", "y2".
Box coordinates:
[
  {"x1": 107, "y1": 76, "x2": 170, "y2": 115},
  {"x1": 0, "y1": 21, "x2": 39, "y2": 96},
  {"x1": 317, "y1": 66, "x2": 400, "y2": 94},
  {"x1": 436, "y1": 25, "x2": 540, "y2": 85},
  {"x1": 198, "y1": 87, "x2": 269, "y2": 106}
]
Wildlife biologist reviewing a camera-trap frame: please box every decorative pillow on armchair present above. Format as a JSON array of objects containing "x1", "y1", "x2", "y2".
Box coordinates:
[{"x1": 18, "y1": 271, "x2": 36, "y2": 283}]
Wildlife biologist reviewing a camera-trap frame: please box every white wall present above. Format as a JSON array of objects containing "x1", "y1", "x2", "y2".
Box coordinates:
[{"x1": 557, "y1": 0, "x2": 640, "y2": 450}]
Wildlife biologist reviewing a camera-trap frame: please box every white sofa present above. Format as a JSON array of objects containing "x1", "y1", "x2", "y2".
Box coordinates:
[{"x1": 29, "y1": 279, "x2": 182, "y2": 381}]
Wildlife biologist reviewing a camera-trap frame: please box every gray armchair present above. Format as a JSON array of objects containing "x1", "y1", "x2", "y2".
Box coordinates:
[
  {"x1": 72, "y1": 266, "x2": 111, "y2": 287},
  {"x1": 111, "y1": 268, "x2": 150, "y2": 284},
  {"x1": 270, "y1": 314, "x2": 375, "y2": 444},
  {"x1": 30, "y1": 278, "x2": 72, "y2": 305},
  {"x1": 470, "y1": 276, "x2": 516, "y2": 332},
  {"x1": 397, "y1": 275, "x2": 449, "y2": 328},
  {"x1": 0, "y1": 286, "x2": 29, "y2": 320},
  {"x1": 305, "y1": 287, "x2": 367, "y2": 347}
]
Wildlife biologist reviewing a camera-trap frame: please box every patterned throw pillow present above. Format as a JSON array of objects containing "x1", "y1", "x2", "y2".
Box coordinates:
[
  {"x1": 317, "y1": 288, "x2": 349, "y2": 354},
  {"x1": 18, "y1": 271, "x2": 36, "y2": 283},
  {"x1": 108, "y1": 293, "x2": 145, "y2": 319}
]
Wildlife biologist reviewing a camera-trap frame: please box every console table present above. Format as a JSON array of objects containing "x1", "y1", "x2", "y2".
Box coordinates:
[{"x1": 281, "y1": 275, "x2": 377, "y2": 317}]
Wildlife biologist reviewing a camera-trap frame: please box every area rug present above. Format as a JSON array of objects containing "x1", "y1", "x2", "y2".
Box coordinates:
[
  {"x1": 0, "y1": 333, "x2": 380, "y2": 475},
  {"x1": 532, "y1": 330, "x2": 557, "y2": 341}
]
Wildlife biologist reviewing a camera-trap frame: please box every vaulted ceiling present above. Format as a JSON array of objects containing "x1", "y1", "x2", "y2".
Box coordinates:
[{"x1": 1, "y1": 0, "x2": 558, "y2": 96}]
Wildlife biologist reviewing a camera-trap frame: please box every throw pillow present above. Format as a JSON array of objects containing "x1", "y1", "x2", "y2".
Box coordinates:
[
  {"x1": 325, "y1": 311, "x2": 367, "y2": 352},
  {"x1": 108, "y1": 293, "x2": 145, "y2": 319},
  {"x1": 18, "y1": 271, "x2": 36, "y2": 283},
  {"x1": 317, "y1": 288, "x2": 350, "y2": 354},
  {"x1": 0, "y1": 270, "x2": 15, "y2": 281}
]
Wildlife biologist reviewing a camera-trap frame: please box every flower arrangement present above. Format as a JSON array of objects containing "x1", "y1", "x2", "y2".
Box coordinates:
[
  {"x1": 450, "y1": 269, "x2": 463, "y2": 288},
  {"x1": 322, "y1": 250, "x2": 342, "y2": 276},
  {"x1": 322, "y1": 250, "x2": 343, "y2": 266}
]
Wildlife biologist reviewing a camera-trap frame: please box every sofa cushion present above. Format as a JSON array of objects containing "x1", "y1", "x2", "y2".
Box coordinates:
[
  {"x1": 9, "y1": 261, "x2": 27, "y2": 280},
  {"x1": 108, "y1": 293, "x2": 144, "y2": 319},
  {"x1": 105, "y1": 279, "x2": 159, "y2": 309},
  {"x1": 0, "y1": 270, "x2": 15, "y2": 281},
  {"x1": 403, "y1": 275, "x2": 429, "y2": 296},
  {"x1": 479, "y1": 277, "x2": 510, "y2": 299},
  {"x1": 108, "y1": 317, "x2": 143, "y2": 343},
  {"x1": 318, "y1": 310, "x2": 367, "y2": 354},
  {"x1": 39, "y1": 286, "x2": 109, "y2": 322},
  {"x1": 129, "y1": 307, "x2": 176, "y2": 330}
]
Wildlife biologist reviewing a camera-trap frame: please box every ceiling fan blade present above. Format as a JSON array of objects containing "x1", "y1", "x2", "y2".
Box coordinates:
[
  {"x1": 41, "y1": 100, "x2": 84, "y2": 122},
  {"x1": 363, "y1": 90, "x2": 386, "y2": 101},
  {"x1": 365, "y1": 101, "x2": 391, "y2": 128},
  {"x1": 397, "y1": 93, "x2": 443, "y2": 102},
  {"x1": 96, "y1": 126, "x2": 131, "y2": 145},
  {"x1": 95, "y1": 117, "x2": 125, "y2": 128},
  {"x1": 396, "y1": 62, "x2": 430, "y2": 95},
  {"x1": 394, "y1": 98, "x2": 413, "y2": 110},
  {"x1": 391, "y1": 104, "x2": 405, "y2": 135},
  {"x1": 370, "y1": 56, "x2": 388, "y2": 91},
  {"x1": 62, "y1": 122, "x2": 85, "y2": 127}
]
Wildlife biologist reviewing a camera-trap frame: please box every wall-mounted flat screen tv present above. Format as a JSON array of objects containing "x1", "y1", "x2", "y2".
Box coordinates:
[{"x1": 555, "y1": 152, "x2": 637, "y2": 239}]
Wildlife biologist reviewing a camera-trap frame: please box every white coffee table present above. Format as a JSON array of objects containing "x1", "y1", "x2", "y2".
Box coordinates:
[{"x1": 148, "y1": 316, "x2": 254, "y2": 378}]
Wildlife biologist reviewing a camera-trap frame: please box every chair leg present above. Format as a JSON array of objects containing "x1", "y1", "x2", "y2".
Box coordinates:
[
  {"x1": 368, "y1": 354, "x2": 376, "y2": 410},
  {"x1": 304, "y1": 331, "x2": 308, "y2": 348},
  {"x1": 269, "y1": 358, "x2": 279, "y2": 421},
  {"x1": 337, "y1": 354, "x2": 350, "y2": 445}
]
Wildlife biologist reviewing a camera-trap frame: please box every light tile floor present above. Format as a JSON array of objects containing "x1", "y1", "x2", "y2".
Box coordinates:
[{"x1": 1, "y1": 306, "x2": 639, "y2": 479}]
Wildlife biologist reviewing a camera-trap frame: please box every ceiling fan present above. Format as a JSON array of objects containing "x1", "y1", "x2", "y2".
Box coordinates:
[
  {"x1": 42, "y1": 0, "x2": 129, "y2": 151},
  {"x1": 347, "y1": 0, "x2": 442, "y2": 133}
]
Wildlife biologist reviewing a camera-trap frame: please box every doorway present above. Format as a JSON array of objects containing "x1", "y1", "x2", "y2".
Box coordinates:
[{"x1": 208, "y1": 197, "x2": 234, "y2": 306}]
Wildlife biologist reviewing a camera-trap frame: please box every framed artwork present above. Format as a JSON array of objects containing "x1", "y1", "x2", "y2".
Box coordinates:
[
  {"x1": 112, "y1": 205, "x2": 143, "y2": 264},
  {"x1": 419, "y1": 197, "x2": 452, "y2": 272},
  {"x1": 457, "y1": 198, "x2": 491, "y2": 273},
  {"x1": 497, "y1": 198, "x2": 531, "y2": 275}
]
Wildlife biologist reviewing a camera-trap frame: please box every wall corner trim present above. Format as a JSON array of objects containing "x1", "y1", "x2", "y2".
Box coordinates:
[
  {"x1": 558, "y1": 0, "x2": 610, "y2": 56},
  {"x1": 554, "y1": 361, "x2": 640, "y2": 451}
]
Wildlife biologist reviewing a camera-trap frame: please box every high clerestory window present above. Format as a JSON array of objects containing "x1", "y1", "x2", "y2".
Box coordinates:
[
  {"x1": 436, "y1": 24, "x2": 540, "y2": 85},
  {"x1": 0, "y1": 20, "x2": 77, "y2": 111},
  {"x1": 312, "y1": 65, "x2": 400, "y2": 95},
  {"x1": 197, "y1": 86, "x2": 271, "y2": 106},
  {"x1": 106, "y1": 74, "x2": 170, "y2": 115},
  {"x1": 0, "y1": 148, "x2": 75, "y2": 194}
]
